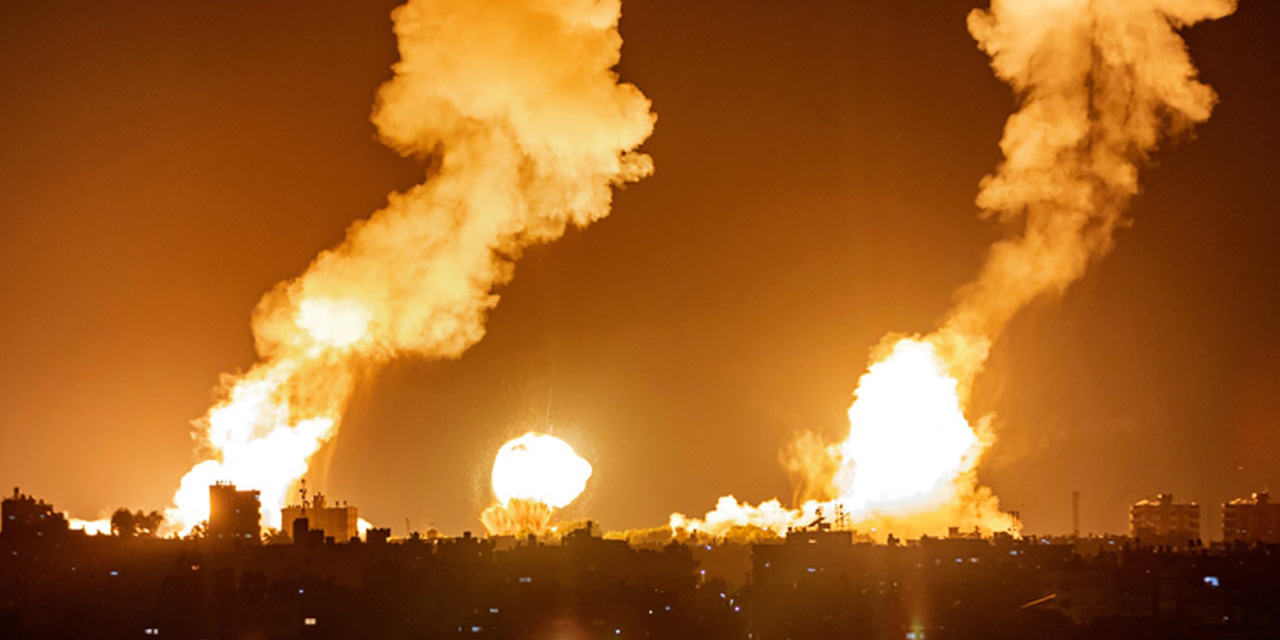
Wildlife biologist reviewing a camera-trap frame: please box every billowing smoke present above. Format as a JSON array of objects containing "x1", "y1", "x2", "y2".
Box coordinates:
[
  {"x1": 166, "y1": 0, "x2": 654, "y2": 533},
  {"x1": 936, "y1": 0, "x2": 1238, "y2": 385},
  {"x1": 682, "y1": 0, "x2": 1236, "y2": 541}
]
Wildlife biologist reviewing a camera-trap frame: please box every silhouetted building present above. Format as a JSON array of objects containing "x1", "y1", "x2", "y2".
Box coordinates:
[
  {"x1": 1130, "y1": 493, "x2": 1199, "y2": 547},
  {"x1": 1, "y1": 487, "x2": 69, "y2": 543},
  {"x1": 281, "y1": 492, "x2": 358, "y2": 542},
  {"x1": 1223, "y1": 491, "x2": 1280, "y2": 544},
  {"x1": 207, "y1": 482, "x2": 260, "y2": 541}
]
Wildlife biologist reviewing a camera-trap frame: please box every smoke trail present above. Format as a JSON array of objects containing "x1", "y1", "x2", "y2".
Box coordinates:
[
  {"x1": 691, "y1": 0, "x2": 1236, "y2": 541},
  {"x1": 936, "y1": 0, "x2": 1238, "y2": 387},
  {"x1": 167, "y1": 0, "x2": 655, "y2": 533}
]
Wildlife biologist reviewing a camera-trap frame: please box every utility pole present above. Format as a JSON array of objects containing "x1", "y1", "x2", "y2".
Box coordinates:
[{"x1": 1072, "y1": 490, "x2": 1081, "y2": 538}]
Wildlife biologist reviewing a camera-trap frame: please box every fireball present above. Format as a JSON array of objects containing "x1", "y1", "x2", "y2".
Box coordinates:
[
  {"x1": 491, "y1": 432, "x2": 592, "y2": 509},
  {"x1": 482, "y1": 432, "x2": 593, "y2": 536}
]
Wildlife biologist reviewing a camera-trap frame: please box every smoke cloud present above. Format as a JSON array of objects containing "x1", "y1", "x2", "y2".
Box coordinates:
[
  {"x1": 936, "y1": 0, "x2": 1238, "y2": 387},
  {"x1": 167, "y1": 0, "x2": 655, "y2": 532},
  {"x1": 709, "y1": 0, "x2": 1237, "y2": 540}
]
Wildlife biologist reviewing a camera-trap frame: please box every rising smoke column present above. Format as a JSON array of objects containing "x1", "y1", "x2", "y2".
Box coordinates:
[
  {"x1": 679, "y1": 0, "x2": 1236, "y2": 541},
  {"x1": 166, "y1": 0, "x2": 655, "y2": 533}
]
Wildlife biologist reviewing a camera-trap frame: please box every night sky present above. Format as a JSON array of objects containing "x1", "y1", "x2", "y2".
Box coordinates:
[{"x1": 1, "y1": 0, "x2": 1277, "y2": 537}]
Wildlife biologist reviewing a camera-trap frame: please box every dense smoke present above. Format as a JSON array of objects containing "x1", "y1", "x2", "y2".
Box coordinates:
[
  {"x1": 167, "y1": 0, "x2": 655, "y2": 533},
  {"x1": 935, "y1": 0, "x2": 1238, "y2": 386},
  {"x1": 687, "y1": 0, "x2": 1237, "y2": 541}
]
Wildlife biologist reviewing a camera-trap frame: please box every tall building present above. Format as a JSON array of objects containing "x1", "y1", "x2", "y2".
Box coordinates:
[
  {"x1": 1223, "y1": 491, "x2": 1280, "y2": 544},
  {"x1": 1, "y1": 488, "x2": 69, "y2": 542},
  {"x1": 281, "y1": 492, "x2": 358, "y2": 542},
  {"x1": 1129, "y1": 493, "x2": 1199, "y2": 547},
  {"x1": 207, "y1": 482, "x2": 261, "y2": 541}
]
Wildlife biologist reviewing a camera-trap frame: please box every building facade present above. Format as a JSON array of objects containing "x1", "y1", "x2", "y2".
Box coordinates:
[
  {"x1": 207, "y1": 482, "x2": 261, "y2": 541},
  {"x1": 1222, "y1": 491, "x2": 1280, "y2": 544},
  {"x1": 1129, "y1": 493, "x2": 1200, "y2": 547},
  {"x1": 281, "y1": 492, "x2": 358, "y2": 542},
  {"x1": 1, "y1": 487, "x2": 69, "y2": 542}
]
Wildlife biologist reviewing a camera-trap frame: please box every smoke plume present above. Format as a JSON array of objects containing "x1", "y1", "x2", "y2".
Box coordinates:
[
  {"x1": 167, "y1": 0, "x2": 654, "y2": 533},
  {"x1": 936, "y1": 0, "x2": 1238, "y2": 387},
  {"x1": 693, "y1": 0, "x2": 1236, "y2": 541}
]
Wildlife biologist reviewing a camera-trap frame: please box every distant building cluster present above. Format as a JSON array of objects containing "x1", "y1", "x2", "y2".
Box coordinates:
[
  {"x1": 282, "y1": 491, "x2": 358, "y2": 543},
  {"x1": 5, "y1": 486, "x2": 1280, "y2": 639}
]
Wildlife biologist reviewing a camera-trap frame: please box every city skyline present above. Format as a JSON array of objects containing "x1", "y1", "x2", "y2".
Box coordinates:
[{"x1": 1, "y1": 0, "x2": 1278, "y2": 538}]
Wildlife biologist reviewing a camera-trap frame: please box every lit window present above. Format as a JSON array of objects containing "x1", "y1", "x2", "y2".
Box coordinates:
[
  {"x1": 304, "y1": 618, "x2": 317, "y2": 626},
  {"x1": 518, "y1": 576, "x2": 532, "y2": 584},
  {"x1": 470, "y1": 626, "x2": 482, "y2": 633},
  {"x1": 144, "y1": 629, "x2": 159, "y2": 636},
  {"x1": 489, "y1": 608, "x2": 499, "y2": 614},
  {"x1": 1205, "y1": 576, "x2": 1220, "y2": 587}
]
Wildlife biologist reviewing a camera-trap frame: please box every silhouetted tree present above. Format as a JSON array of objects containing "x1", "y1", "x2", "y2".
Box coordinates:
[
  {"x1": 262, "y1": 528, "x2": 291, "y2": 545},
  {"x1": 110, "y1": 508, "x2": 136, "y2": 536},
  {"x1": 111, "y1": 509, "x2": 164, "y2": 537},
  {"x1": 134, "y1": 510, "x2": 163, "y2": 537},
  {"x1": 183, "y1": 521, "x2": 207, "y2": 540}
]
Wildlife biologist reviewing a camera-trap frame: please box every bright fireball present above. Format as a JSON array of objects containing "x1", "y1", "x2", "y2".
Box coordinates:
[{"x1": 491, "y1": 432, "x2": 592, "y2": 509}]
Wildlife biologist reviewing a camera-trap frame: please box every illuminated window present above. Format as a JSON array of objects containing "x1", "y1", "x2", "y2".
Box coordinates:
[
  {"x1": 1205, "y1": 576, "x2": 1220, "y2": 587},
  {"x1": 304, "y1": 618, "x2": 317, "y2": 626}
]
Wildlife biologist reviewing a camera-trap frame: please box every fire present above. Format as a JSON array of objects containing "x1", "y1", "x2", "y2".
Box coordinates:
[
  {"x1": 70, "y1": 518, "x2": 112, "y2": 536},
  {"x1": 150, "y1": 0, "x2": 653, "y2": 536},
  {"x1": 671, "y1": 0, "x2": 1234, "y2": 541},
  {"x1": 481, "y1": 432, "x2": 593, "y2": 536},
  {"x1": 833, "y1": 338, "x2": 987, "y2": 516},
  {"x1": 674, "y1": 336, "x2": 1013, "y2": 541}
]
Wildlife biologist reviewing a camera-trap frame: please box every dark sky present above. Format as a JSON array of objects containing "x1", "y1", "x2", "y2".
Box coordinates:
[{"x1": 1, "y1": 0, "x2": 1277, "y2": 537}]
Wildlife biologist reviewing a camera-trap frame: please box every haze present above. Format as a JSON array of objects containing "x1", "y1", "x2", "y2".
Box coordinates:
[{"x1": 1, "y1": 0, "x2": 1277, "y2": 537}]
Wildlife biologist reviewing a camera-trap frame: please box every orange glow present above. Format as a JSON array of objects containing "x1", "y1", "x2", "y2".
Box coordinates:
[
  {"x1": 833, "y1": 338, "x2": 990, "y2": 517},
  {"x1": 152, "y1": 0, "x2": 652, "y2": 536},
  {"x1": 674, "y1": 336, "x2": 1014, "y2": 540},
  {"x1": 70, "y1": 518, "x2": 112, "y2": 536},
  {"x1": 481, "y1": 432, "x2": 592, "y2": 536}
]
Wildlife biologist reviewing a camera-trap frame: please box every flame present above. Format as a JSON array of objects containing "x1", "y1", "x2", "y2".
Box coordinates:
[
  {"x1": 155, "y1": 0, "x2": 653, "y2": 535},
  {"x1": 481, "y1": 432, "x2": 593, "y2": 536},
  {"x1": 70, "y1": 518, "x2": 112, "y2": 535},
  {"x1": 672, "y1": 0, "x2": 1233, "y2": 541},
  {"x1": 832, "y1": 338, "x2": 999, "y2": 521},
  {"x1": 675, "y1": 337, "x2": 1015, "y2": 541}
]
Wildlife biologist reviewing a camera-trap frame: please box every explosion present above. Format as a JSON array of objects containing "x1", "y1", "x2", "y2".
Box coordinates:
[
  {"x1": 673, "y1": 0, "x2": 1235, "y2": 541},
  {"x1": 481, "y1": 432, "x2": 593, "y2": 536},
  {"x1": 159, "y1": 0, "x2": 654, "y2": 534}
]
